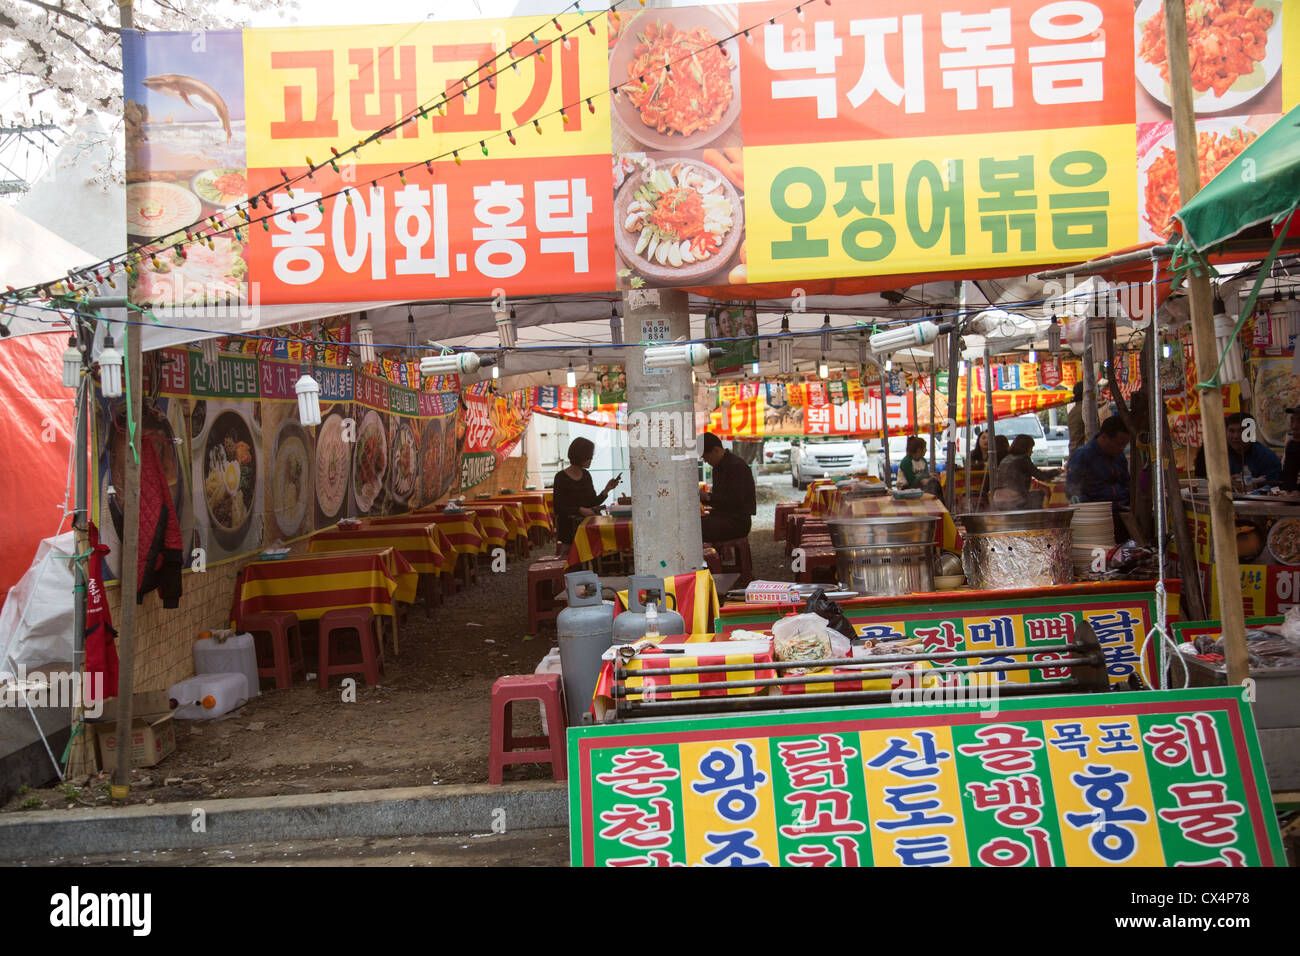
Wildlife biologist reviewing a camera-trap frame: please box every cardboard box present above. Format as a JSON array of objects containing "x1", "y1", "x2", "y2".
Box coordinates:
[{"x1": 90, "y1": 692, "x2": 176, "y2": 771}]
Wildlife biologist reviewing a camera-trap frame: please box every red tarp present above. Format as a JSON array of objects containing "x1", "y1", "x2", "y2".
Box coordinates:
[{"x1": 0, "y1": 332, "x2": 75, "y2": 605}]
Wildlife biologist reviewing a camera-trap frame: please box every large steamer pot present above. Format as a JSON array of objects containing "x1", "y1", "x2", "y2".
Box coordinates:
[
  {"x1": 957, "y1": 509, "x2": 1076, "y2": 590},
  {"x1": 827, "y1": 517, "x2": 939, "y2": 597}
]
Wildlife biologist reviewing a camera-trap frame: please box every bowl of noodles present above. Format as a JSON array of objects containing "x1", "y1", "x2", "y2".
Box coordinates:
[
  {"x1": 202, "y1": 411, "x2": 257, "y2": 551},
  {"x1": 610, "y1": 8, "x2": 741, "y2": 150},
  {"x1": 1267, "y1": 517, "x2": 1300, "y2": 565}
]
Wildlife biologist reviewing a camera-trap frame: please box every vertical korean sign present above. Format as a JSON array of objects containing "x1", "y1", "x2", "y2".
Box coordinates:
[{"x1": 570, "y1": 688, "x2": 1284, "y2": 867}]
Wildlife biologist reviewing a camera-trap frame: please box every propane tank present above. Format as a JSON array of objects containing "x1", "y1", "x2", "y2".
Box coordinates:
[
  {"x1": 556, "y1": 570, "x2": 615, "y2": 726},
  {"x1": 612, "y1": 575, "x2": 686, "y2": 644}
]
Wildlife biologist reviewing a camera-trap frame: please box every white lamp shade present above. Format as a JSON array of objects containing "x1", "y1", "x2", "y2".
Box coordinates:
[
  {"x1": 1213, "y1": 312, "x2": 1245, "y2": 385},
  {"x1": 98, "y1": 342, "x2": 123, "y2": 398},
  {"x1": 295, "y1": 373, "x2": 322, "y2": 426},
  {"x1": 62, "y1": 340, "x2": 80, "y2": 389}
]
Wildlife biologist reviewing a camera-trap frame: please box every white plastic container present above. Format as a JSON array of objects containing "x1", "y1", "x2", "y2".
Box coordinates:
[
  {"x1": 167, "y1": 673, "x2": 250, "y2": 720},
  {"x1": 536, "y1": 647, "x2": 563, "y2": 735},
  {"x1": 193, "y1": 634, "x2": 261, "y2": 699}
]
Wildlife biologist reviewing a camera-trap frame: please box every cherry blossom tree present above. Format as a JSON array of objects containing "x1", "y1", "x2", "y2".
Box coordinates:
[{"x1": 1, "y1": 0, "x2": 294, "y2": 180}]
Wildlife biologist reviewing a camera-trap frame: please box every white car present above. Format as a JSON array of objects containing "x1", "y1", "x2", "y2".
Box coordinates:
[
  {"x1": 789, "y1": 438, "x2": 873, "y2": 489},
  {"x1": 761, "y1": 439, "x2": 793, "y2": 469},
  {"x1": 972, "y1": 415, "x2": 1067, "y2": 467}
]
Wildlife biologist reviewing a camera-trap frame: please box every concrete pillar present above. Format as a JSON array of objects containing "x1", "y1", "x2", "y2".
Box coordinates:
[{"x1": 623, "y1": 288, "x2": 704, "y2": 576}]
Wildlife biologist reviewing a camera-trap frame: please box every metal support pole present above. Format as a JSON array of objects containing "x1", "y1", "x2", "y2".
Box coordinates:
[
  {"x1": 944, "y1": 328, "x2": 960, "y2": 511},
  {"x1": 879, "y1": 362, "x2": 891, "y2": 488},
  {"x1": 1163, "y1": 0, "x2": 1247, "y2": 683},
  {"x1": 929, "y1": 361, "x2": 937, "y2": 473},
  {"x1": 984, "y1": 347, "x2": 998, "y2": 496}
]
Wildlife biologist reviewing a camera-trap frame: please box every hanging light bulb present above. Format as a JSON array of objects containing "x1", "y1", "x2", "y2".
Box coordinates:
[
  {"x1": 820, "y1": 313, "x2": 832, "y2": 353},
  {"x1": 778, "y1": 314, "x2": 793, "y2": 375},
  {"x1": 98, "y1": 331, "x2": 123, "y2": 398},
  {"x1": 356, "y1": 313, "x2": 375, "y2": 364},
  {"x1": 1047, "y1": 312, "x2": 1062, "y2": 354},
  {"x1": 407, "y1": 307, "x2": 417, "y2": 353},
  {"x1": 1162, "y1": 341, "x2": 1172, "y2": 359},
  {"x1": 1027, "y1": 349, "x2": 1037, "y2": 364},
  {"x1": 62, "y1": 336, "x2": 80, "y2": 389},
  {"x1": 491, "y1": 364, "x2": 500, "y2": 380},
  {"x1": 932, "y1": 315, "x2": 949, "y2": 368},
  {"x1": 200, "y1": 336, "x2": 220, "y2": 375},
  {"x1": 1213, "y1": 293, "x2": 1245, "y2": 385},
  {"x1": 818, "y1": 358, "x2": 829, "y2": 379},
  {"x1": 495, "y1": 304, "x2": 517, "y2": 349},
  {"x1": 609, "y1": 303, "x2": 623, "y2": 345},
  {"x1": 566, "y1": 363, "x2": 576, "y2": 388},
  {"x1": 295, "y1": 369, "x2": 322, "y2": 426},
  {"x1": 751, "y1": 361, "x2": 760, "y2": 375},
  {"x1": 884, "y1": 358, "x2": 893, "y2": 372}
]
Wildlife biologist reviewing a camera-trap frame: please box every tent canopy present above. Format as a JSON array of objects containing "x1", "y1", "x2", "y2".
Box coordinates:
[{"x1": 1174, "y1": 104, "x2": 1300, "y2": 252}]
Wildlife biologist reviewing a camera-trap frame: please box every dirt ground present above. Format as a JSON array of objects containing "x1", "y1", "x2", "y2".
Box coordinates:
[{"x1": 4, "y1": 476, "x2": 800, "y2": 814}]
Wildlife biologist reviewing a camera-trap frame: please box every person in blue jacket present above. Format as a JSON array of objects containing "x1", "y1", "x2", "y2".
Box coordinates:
[{"x1": 1193, "y1": 412, "x2": 1281, "y2": 485}]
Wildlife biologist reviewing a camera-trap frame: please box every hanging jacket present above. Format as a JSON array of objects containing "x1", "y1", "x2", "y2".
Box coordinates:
[{"x1": 137, "y1": 434, "x2": 183, "y2": 607}]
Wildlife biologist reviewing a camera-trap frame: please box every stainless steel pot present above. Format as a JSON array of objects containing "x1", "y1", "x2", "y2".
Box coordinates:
[
  {"x1": 827, "y1": 517, "x2": 939, "y2": 596},
  {"x1": 956, "y1": 509, "x2": 1075, "y2": 590}
]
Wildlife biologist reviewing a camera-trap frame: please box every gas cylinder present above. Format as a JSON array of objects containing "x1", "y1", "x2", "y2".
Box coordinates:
[
  {"x1": 612, "y1": 575, "x2": 686, "y2": 644},
  {"x1": 555, "y1": 570, "x2": 615, "y2": 726}
]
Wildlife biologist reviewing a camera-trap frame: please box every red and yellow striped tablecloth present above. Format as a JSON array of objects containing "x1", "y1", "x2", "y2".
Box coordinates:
[
  {"x1": 490, "y1": 493, "x2": 553, "y2": 533},
  {"x1": 232, "y1": 547, "x2": 417, "y2": 626},
  {"x1": 566, "y1": 516, "x2": 633, "y2": 567},
  {"x1": 357, "y1": 518, "x2": 459, "y2": 573},
  {"x1": 941, "y1": 471, "x2": 1067, "y2": 510},
  {"x1": 803, "y1": 480, "x2": 840, "y2": 515},
  {"x1": 415, "y1": 511, "x2": 486, "y2": 556},
  {"x1": 591, "y1": 633, "x2": 776, "y2": 719},
  {"x1": 309, "y1": 525, "x2": 447, "y2": 576},
  {"x1": 612, "y1": 570, "x2": 721, "y2": 635},
  {"x1": 457, "y1": 504, "x2": 510, "y2": 551}
]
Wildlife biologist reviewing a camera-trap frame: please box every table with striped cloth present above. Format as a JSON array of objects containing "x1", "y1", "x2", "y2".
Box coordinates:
[
  {"x1": 355, "y1": 518, "x2": 458, "y2": 574},
  {"x1": 566, "y1": 516, "x2": 633, "y2": 567},
  {"x1": 413, "y1": 511, "x2": 486, "y2": 556},
  {"x1": 612, "y1": 570, "x2": 720, "y2": 634},
  {"x1": 455, "y1": 504, "x2": 511, "y2": 551},
  {"x1": 591, "y1": 633, "x2": 776, "y2": 721},
  {"x1": 231, "y1": 547, "x2": 416, "y2": 653},
  {"x1": 490, "y1": 493, "x2": 553, "y2": 533},
  {"x1": 309, "y1": 525, "x2": 447, "y2": 575},
  {"x1": 941, "y1": 470, "x2": 1067, "y2": 509}
]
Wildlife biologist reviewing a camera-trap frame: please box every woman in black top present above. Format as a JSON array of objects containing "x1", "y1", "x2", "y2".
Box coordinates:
[
  {"x1": 552, "y1": 437, "x2": 620, "y2": 550},
  {"x1": 968, "y1": 429, "x2": 991, "y2": 470}
]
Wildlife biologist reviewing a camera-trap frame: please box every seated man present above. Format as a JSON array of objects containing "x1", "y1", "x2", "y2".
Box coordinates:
[
  {"x1": 1193, "y1": 411, "x2": 1281, "y2": 485},
  {"x1": 700, "y1": 432, "x2": 756, "y2": 543}
]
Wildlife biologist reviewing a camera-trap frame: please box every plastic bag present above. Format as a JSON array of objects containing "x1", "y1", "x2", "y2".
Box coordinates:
[
  {"x1": 771, "y1": 613, "x2": 836, "y2": 663},
  {"x1": 804, "y1": 588, "x2": 858, "y2": 641},
  {"x1": 1282, "y1": 606, "x2": 1300, "y2": 647}
]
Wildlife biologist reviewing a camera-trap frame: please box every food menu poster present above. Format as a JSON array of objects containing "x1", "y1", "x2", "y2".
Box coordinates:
[
  {"x1": 568, "y1": 687, "x2": 1284, "y2": 867},
  {"x1": 92, "y1": 349, "x2": 462, "y2": 575},
  {"x1": 120, "y1": 3, "x2": 1294, "y2": 307}
]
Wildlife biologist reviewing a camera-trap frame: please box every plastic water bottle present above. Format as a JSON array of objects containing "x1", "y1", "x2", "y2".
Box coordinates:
[
  {"x1": 1242, "y1": 465, "x2": 1253, "y2": 490},
  {"x1": 644, "y1": 601, "x2": 660, "y2": 641}
]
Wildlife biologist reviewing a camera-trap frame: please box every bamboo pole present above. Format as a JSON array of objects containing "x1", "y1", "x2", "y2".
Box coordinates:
[
  {"x1": 111, "y1": 0, "x2": 139, "y2": 791},
  {"x1": 1163, "y1": 0, "x2": 1247, "y2": 682}
]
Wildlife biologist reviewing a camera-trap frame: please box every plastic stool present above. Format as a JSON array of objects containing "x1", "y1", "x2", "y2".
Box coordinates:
[
  {"x1": 489, "y1": 673, "x2": 567, "y2": 784},
  {"x1": 243, "y1": 611, "x2": 305, "y2": 690},
  {"x1": 318, "y1": 607, "x2": 383, "y2": 688},
  {"x1": 527, "y1": 557, "x2": 568, "y2": 631}
]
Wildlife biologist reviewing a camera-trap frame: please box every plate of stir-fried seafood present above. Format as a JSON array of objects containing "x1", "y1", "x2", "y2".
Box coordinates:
[
  {"x1": 610, "y1": 9, "x2": 741, "y2": 150},
  {"x1": 1135, "y1": 0, "x2": 1280, "y2": 114},
  {"x1": 614, "y1": 158, "x2": 743, "y2": 282}
]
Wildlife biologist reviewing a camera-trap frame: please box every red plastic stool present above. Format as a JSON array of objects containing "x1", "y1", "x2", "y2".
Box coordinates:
[
  {"x1": 713, "y1": 537, "x2": 753, "y2": 587},
  {"x1": 318, "y1": 607, "x2": 384, "y2": 689},
  {"x1": 527, "y1": 557, "x2": 568, "y2": 631},
  {"x1": 774, "y1": 502, "x2": 798, "y2": 541},
  {"x1": 488, "y1": 674, "x2": 567, "y2": 785},
  {"x1": 243, "y1": 611, "x2": 305, "y2": 690}
]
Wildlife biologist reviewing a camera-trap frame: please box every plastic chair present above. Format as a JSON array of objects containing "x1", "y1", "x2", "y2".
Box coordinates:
[
  {"x1": 713, "y1": 537, "x2": 753, "y2": 587},
  {"x1": 318, "y1": 607, "x2": 383, "y2": 688},
  {"x1": 488, "y1": 674, "x2": 567, "y2": 784},
  {"x1": 243, "y1": 611, "x2": 305, "y2": 690}
]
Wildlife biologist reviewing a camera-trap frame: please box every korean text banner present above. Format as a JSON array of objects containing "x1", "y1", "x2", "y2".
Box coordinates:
[
  {"x1": 120, "y1": 0, "x2": 1180, "y2": 306},
  {"x1": 568, "y1": 687, "x2": 1284, "y2": 867}
]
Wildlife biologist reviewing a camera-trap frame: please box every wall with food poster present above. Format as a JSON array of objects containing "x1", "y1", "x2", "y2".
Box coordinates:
[
  {"x1": 93, "y1": 348, "x2": 461, "y2": 577},
  {"x1": 121, "y1": 2, "x2": 1297, "y2": 307},
  {"x1": 460, "y1": 384, "x2": 533, "y2": 492}
]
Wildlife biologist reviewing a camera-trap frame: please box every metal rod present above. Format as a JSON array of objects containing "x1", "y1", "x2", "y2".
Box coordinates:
[
  {"x1": 616, "y1": 680, "x2": 1088, "y2": 717},
  {"x1": 614, "y1": 657, "x2": 1095, "y2": 696},
  {"x1": 943, "y1": 327, "x2": 960, "y2": 511},
  {"x1": 983, "y1": 346, "x2": 998, "y2": 495},
  {"x1": 1034, "y1": 246, "x2": 1175, "y2": 280},
  {"x1": 879, "y1": 361, "x2": 891, "y2": 489},
  {"x1": 616, "y1": 640, "x2": 1090, "y2": 677}
]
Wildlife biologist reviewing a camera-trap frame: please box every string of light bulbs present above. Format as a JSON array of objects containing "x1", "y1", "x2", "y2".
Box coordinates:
[{"x1": 1, "y1": 0, "x2": 827, "y2": 309}]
